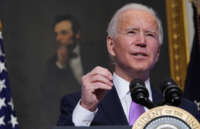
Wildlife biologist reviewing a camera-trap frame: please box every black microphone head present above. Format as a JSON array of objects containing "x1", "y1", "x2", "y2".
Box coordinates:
[
  {"x1": 160, "y1": 78, "x2": 182, "y2": 106},
  {"x1": 160, "y1": 78, "x2": 176, "y2": 93},
  {"x1": 129, "y1": 79, "x2": 149, "y2": 104},
  {"x1": 130, "y1": 79, "x2": 145, "y2": 87}
]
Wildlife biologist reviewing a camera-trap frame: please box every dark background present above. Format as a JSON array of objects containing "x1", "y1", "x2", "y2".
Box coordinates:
[{"x1": 0, "y1": 0, "x2": 169, "y2": 129}]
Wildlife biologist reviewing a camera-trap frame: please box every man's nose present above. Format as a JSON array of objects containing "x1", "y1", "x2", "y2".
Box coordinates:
[
  {"x1": 56, "y1": 34, "x2": 61, "y2": 41},
  {"x1": 136, "y1": 32, "x2": 146, "y2": 47}
]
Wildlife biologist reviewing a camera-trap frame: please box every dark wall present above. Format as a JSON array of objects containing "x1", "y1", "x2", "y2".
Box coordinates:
[{"x1": 0, "y1": 0, "x2": 169, "y2": 129}]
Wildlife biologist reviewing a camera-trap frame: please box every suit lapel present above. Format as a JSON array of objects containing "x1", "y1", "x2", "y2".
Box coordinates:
[
  {"x1": 97, "y1": 87, "x2": 128, "y2": 125},
  {"x1": 91, "y1": 82, "x2": 163, "y2": 125}
]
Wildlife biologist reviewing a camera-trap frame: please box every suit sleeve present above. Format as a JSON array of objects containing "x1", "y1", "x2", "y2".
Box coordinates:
[
  {"x1": 189, "y1": 101, "x2": 200, "y2": 122},
  {"x1": 180, "y1": 98, "x2": 200, "y2": 122},
  {"x1": 57, "y1": 94, "x2": 80, "y2": 126}
]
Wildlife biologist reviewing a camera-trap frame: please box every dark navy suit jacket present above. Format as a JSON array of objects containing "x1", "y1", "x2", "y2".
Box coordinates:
[{"x1": 57, "y1": 87, "x2": 200, "y2": 126}]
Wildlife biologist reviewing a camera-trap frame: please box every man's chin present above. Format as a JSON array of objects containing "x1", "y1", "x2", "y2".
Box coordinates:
[
  {"x1": 129, "y1": 66, "x2": 150, "y2": 75},
  {"x1": 60, "y1": 42, "x2": 73, "y2": 46}
]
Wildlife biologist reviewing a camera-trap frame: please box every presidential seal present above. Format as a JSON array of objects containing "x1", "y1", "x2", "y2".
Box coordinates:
[{"x1": 132, "y1": 105, "x2": 200, "y2": 129}]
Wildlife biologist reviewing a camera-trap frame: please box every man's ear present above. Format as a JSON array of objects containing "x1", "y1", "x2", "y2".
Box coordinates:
[
  {"x1": 155, "y1": 46, "x2": 160, "y2": 63},
  {"x1": 107, "y1": 36, "x2": 116, "y2": 57},
  {"x1": 75, "y1": 31, "x2": 80, "y2": 39}
]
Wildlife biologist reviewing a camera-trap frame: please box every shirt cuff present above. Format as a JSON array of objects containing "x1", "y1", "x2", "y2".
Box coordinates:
[{"x1": 72, "y1": 100, "x2": 98, "y2": 126}]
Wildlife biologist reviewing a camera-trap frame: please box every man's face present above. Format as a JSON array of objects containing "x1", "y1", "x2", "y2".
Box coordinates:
[
  {"x1": 54, "y1": 20, "x2": 74, "y2": 46},
  {"x1": 107, "y1": 9, "x2": 160, "y2": 80}
]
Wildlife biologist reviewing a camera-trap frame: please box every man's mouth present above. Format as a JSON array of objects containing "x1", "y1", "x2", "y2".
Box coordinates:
[{"x1": 132, "y1": 52, "x2": 148, "y2": 57}]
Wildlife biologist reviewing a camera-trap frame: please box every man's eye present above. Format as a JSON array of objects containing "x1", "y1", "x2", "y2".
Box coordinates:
[
  {"x1": 127, "y1": 31, "x2": 135, "y2": 34},
  {"x1": 147, "y1": 33, "x2": 154, "y2": 37},
  {"x1": 61, "y1": 31, "x2": 67, "y2": 35},
  {"x1": 146, "y1": 33, "x2": 156, "y2": 38}
]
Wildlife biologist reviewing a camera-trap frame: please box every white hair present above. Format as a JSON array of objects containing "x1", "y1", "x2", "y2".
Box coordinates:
[{"x1": 107, "y1": 3, "x2": 163, "y2": 45}]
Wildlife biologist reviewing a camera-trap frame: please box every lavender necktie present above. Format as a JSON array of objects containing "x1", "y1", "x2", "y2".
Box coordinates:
[{"x1": 128, "y1": 101, "x2": 145, "y2": 126}]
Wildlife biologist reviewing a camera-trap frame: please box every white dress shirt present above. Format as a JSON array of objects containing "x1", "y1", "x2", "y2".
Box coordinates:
[
  {"x1": 72, "y1": 73, "x2": 153, "y2": 126},
  {"x1": 0, "y1": 32, "x2": 2, "y2": 39},
  {"x1": 69, "y1": 45, "x2": 83, "y2": 84}
]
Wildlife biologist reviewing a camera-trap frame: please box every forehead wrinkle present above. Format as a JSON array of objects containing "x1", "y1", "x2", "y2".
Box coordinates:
[{"x1": 117, "y1": 9, "x2": 159, "y2": 33}]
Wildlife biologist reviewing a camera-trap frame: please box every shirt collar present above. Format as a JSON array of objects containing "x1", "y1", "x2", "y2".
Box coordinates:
[
  {"x1": 113, "y1": 73, "x2": 152, "y2": 101},
  {"x1": 73, "y1": 44, "x2": 80, "y2": 56},
  {"x1": 113, "y1": 73, "x2": 129, "y2": 100}
]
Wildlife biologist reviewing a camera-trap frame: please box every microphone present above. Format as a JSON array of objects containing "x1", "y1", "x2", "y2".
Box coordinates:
[
  {"x1": 160, "y1": 78, "x2": 182, "y2": 106},
  {"x1": 130, "y1": 79, "x2": 154, "y2": 109}
]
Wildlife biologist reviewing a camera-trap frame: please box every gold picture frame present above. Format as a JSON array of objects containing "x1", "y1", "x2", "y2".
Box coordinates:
[{"x1": 166, "y1": 0, "x2": 190, "y2": 90}]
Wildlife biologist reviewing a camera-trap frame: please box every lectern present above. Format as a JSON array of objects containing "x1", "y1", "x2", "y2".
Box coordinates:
[
  {"x1": 54, "y1": 106, "x2": 200, "y2": 129},
  {"x1": 54, "y1": 126, "x2": 131, "y2": 129}
]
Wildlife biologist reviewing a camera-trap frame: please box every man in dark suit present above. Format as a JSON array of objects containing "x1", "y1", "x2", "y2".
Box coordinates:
[
  {"x1": 40, "y1": 14, "x2": 109, "y2": 129},
  {"x1": 56, "y1": 3, "x2": 200, "y2": 126}
]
